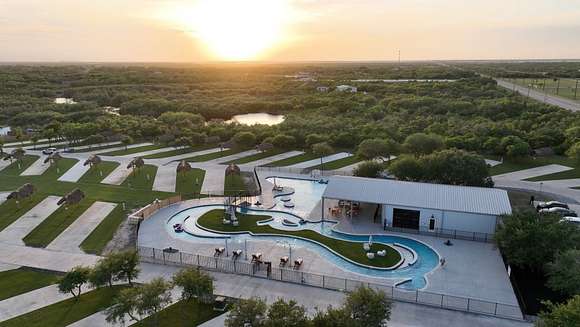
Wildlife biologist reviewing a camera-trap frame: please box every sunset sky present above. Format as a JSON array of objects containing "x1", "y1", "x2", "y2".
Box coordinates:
[{"x1": 1, "y1": 0, "x2": 580, "y2": 62}]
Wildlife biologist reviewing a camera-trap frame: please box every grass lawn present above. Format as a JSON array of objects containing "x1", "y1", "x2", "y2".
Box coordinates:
[
  {"x1": 264, "y1": 152, "x2": 319, "y2": 167},
  {"x1": 77, "y1": 162, "x2": 120, "y2": 184},
  {"x1": 489, "y1": 155, "x2": 577, "y2": 176},
  {"x1": 80, "y1": 204, "x2": 125, "y2": 254},
  {"x1": 121, "y1": 165, "x2": 158, "y2": 190},
  {"x1": 0, "y1": 285, "x2": 127, "y2": 327},
  {"x1": 176, "y1": 169, "x2": 205, "y2": 198},
  {"x1": 507, "y1": 190, "x2": 549, "y2": 212},
  {"x1": 309, "y1": 155, "x2": 361, "y2": 170},
  {"x1": 143, "y1": 144, "x2": 218, "y2": 159},
  {"x1": 225, "y1": 148, "x2": 287, "y2": 165},
  {"x1": 0, "y1": 268, "x2": 60, "y2": 301},
  {"x1": 132, "y1": 300, "x2": 222, "y2": 327},
  {"x1": 100, "y1": 144, "x2": 163, "y2": 156},
  {"x1": 23, "y1": 198, "x2": 95, "y2": 248},
  {"x1": 198, "y1": 209, "x2": 401, "y2": 268},
  {"x1": 507, "y1": 78, "x2": 580, "y2": 102},
  {"x1": 185, "y1": 148, "x2": 247, "y2": 162},
  {"x1": 224, "y1": 174, "x2": 248, "y2": 196},
  {"x1": 1, "y1": 155, "x2": 39, "y2": 175},
  {"x1": 0, "y1": 193, "x2": 46, "y2": 232}
]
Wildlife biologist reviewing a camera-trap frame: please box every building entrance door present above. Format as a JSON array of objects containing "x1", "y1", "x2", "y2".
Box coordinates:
[{"x1": 392, "y1": 208, "x2": 420, "y2": 230}]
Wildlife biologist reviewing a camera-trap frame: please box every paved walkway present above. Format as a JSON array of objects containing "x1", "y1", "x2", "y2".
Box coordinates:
[
  {"x1": 0, "y1": 243, "x2": 99, "y2": 272},
  {"x1": 47, "y1": 202, "x2": 117, "y2": 253},
  {"x1": 58, "y1": 160, "x2": 91, "y2": 182},
  {"x1": 492, "y1": 164, "x2": 573, "y2": 180},
  {"x1": 20, "y1": 155, "x2": 51, "y2": 176},
  {"x1": 0, "y1": 263, "x2": 19, "y2": 272},
  {"x1": 496, "y1": 78, "x2": 580, "y2": 112},
  {"x1": 285, "y1": 152, "x2": 353, "y2": 169},
  {"x1": 238, "y1": 150, "x2": 304, "y2": 168},
  {"x1": 152, "y1": 163, "x2": 178, "y2": 193},
  {"x1": 0, "y1": 285, "x2": 72, "y2": 322},
  {"x1": 3, "y1": 138, "x2": 48, "y2": 147},
  {"x1": 101, "y1": 161, "x2": 133, "y2": 185},
  {"x1": 0, "y1": 196, "x2": 61, "y2": 245},
  {"x1": 0, "y1": 192, "x2": 11, "y2": 206}
]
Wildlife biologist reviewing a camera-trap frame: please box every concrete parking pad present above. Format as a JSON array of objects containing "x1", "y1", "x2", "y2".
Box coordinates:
[
  {"x1": 47, "y1": 202, "x2": 117, "y2": 253},
  {"x1": 0, "y1": 160, "x2": 12, "y2": 172},
  {"x1": 117, "y1": 146, "x2": 177, "y2": 158},
  {"x1": 0, "y1": 196, "x2": 61, "y2": 245},
  {"x1": 101, "y1": 162, "x2": 133, "y2": 185},
  {"x1": 206, "y1": 149, "x2": 260, "y2": 164},
  {"x1": 484, "y1": 159, "x2": 502, "y2": 167},
  {"x1": 239, "y1": 150, "x2": 305, "y2": 168},
  {"x1": 492, "y1": 164, "x2": 573, "y2": 180},
  {"x1": 200, "y1": 167, "x2": 225, "y2": 195},
  {"x1": 58, "y1": 160, "x2": 91, "y2": 182},
  {"x1": 0, "y1": 285, "x2": 72, "y2": 322},
  {"x1": 20, "y1": 155, "x2": 51, "y2": 176},
  {"x1": 0, "y1": 263, "x2": 19, "y2": 272},
  {"x1": 0, "y1": 192, "x2": 11, "y2": 206},
  {"x1": 154, "y1": 147, "x2": 224, "y2": 164},
  {"x1": 285, "y1": 152, "x2": 353, "y2": 169},
  {"x1": 152, "y1": 163, "x2": 178, "y2": 192}
]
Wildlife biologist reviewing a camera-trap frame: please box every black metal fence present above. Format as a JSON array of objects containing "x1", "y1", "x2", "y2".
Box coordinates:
[
  {"x1": 384, "y1": 226, "x2": 495, "y2": 243},
  {"x1": 138, "y1": 246, "x2": 523, "y2": 321}
]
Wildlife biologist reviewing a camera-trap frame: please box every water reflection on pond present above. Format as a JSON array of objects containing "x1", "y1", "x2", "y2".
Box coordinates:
[{"x1": 227, "y1": 113, "x2": 285, "y2": 126}]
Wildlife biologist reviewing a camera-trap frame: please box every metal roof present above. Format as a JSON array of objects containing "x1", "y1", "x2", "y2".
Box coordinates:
[{"x1": 323, "y1": 176, "x2": 512, "y2": 216}]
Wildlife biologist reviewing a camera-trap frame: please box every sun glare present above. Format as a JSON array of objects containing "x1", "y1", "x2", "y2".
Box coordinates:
[{"x1": 169, "y1": 0, "x2": 290, "y2": 60}]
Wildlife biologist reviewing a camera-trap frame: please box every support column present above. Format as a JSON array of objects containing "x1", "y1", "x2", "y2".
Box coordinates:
[{"x1": 321, "y1": 197, "x2": 325, "y2": 220}]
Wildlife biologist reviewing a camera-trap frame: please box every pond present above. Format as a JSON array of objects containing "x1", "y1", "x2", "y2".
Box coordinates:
[{"x1": 227, "y1": 113, "x2": 285, "y2": 126}]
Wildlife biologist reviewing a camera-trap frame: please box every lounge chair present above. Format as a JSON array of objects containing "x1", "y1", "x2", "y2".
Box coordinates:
[
  {"x1": 377, "y1": 250, "x2": 386, "y2": 257},
  {"x1": 293, "y1": 257, "x2": 303, "y2": 269},
  {"x1": 214, "y1": 247, "x2": 225, "y2": 257},
  {"x1": 363, "y1": 243, "x2": 371, "y2": 251},
  {"x1": 232, "y1": 249, "x2": 242, "y2": 259},
  {"x1": 251, "y1": 253, "x2": 262, "y2": 263},
  {"x1": 366, "y1": 252, "x2": 375, "y2": 259},
  {"x1": 279, "y1": 256, "x2": 289, "y2": 267}
]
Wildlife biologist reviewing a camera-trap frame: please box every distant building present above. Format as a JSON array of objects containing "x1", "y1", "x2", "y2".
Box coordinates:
[
  {"x1": 336, "y1": 85, "x2": 358, "y2": 93},
  {"x1": 316, "y1": 86, "x2": 330, "y2": 92}
]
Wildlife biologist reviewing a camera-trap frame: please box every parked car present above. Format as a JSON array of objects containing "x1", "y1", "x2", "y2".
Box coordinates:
[
  {"x1": 63, "y1": 147, "x2": 74, "y2": 153},
  {"x1": 539, "y1": 207, "x2": 577, "y2": 217},
  {"x1": 42, "y1": 147, "x2": 57, "y2": 155},
  {"x1": 561, "y1": 217, "x2": 580, "y2": 227},
  {"x1": 536, "y1": 201, "x2": 569, "y2": 210}
]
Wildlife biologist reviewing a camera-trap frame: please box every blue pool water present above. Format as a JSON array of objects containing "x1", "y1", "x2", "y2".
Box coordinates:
[{"x1": 167, "y1": 177, "x2": 440, "y2": 289}]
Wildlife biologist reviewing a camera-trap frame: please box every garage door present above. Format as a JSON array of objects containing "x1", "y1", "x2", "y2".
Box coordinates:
[{"x1": 393, "y1": 208, "x2": 420, "y2": 230}]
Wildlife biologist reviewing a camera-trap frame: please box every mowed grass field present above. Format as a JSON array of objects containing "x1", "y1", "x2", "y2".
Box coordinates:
[
  {"x1": 507, "y1": 78, "x2": 579, "y2": 102},
  {"x1": 0, "y1": 268, "x2": 60, "y2": 301}
]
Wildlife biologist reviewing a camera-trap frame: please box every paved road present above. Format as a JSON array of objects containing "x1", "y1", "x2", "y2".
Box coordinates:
[
  {"x1": 492, "y1": 164, "x2": 573, "y2": 180},
  {"x1": 496, "y1": 79, "x2": 580, "y2": 112}
]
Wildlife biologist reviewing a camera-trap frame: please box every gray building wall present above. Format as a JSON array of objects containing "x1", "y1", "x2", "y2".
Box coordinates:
[{"x1": 382, "y1": 204, "x2": 497, "y2": 234}]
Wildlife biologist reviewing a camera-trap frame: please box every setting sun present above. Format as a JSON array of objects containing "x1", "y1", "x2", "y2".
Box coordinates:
[{"x1": 167, "y1": 0, "x2": 290, "y2": 60}]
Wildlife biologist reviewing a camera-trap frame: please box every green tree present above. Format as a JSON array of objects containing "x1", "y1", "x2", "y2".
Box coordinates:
[
  {"x1": 121, "y1": 135, "x2": 134, "y2": 150},
  {"x1": 353, "y1": 161, "x2": 384, "y2": 178},
  {"x1": 264, "y1": 299, "x2": 309, "y2": 327},
  {"x1": 357, "y1": 138, "x2": 398, "y2": 161},
  {"x1": 403, "y1": 133, "x2": 444, "y2": 156},
  {"x1": 106, "y1": 287, "x2": 141, "y2": 325},
  {"x1": 225, "y1": 298, "x2": 267, "y2": 327},
  {"x1": 172, "y1": 268, "x2": 214, "y2": 303},
  {"x1": 112, "y1": 250, "x2": 140, "y2": 285},
  {"x1": 536, "y1": 295, "x2": 580, "y2": 327},
  {"x1": 311, "y1": 306, "x2": 351, "y2": 327},
  {"x1": 272, "y1": 134, "x2": 296, "y2": 149},
  {"x1": 388, "y1": 155, "x2": 423, "y2": 181},
  {"x1": 566, "y1": 141, "x2": 580, "y2": 164},
  {"x1": 343, "y1": 286, "x2": 392, "y2": 327},
  {"x1": 89, "y1": 256, "x2": 117, "y2": 289},
  {"x1": 233, "y1": 132, "x2": 257, "y2": 148},
  {"x1": 58, "y1": 266, "x2": 91, "y2": 299},
  {"x1": 495, "y1": 212, "x2": 580, "y2": 270},
  {"x1": 306, "y1": 134, "x2": 328, "y2": 148},
  {"x1": 312, "y1": 142, "x2": 333, "y2": 172},
  {"x1": 546, "y1": 249, "x2": 580, "y2": 296}
]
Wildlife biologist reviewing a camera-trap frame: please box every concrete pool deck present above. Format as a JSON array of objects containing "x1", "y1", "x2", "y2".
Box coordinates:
[{"x1": 138, "y1": 194, "x2": 519, "y2": 307}]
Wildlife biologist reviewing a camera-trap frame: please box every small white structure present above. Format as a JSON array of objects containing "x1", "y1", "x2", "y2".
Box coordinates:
[
  {"x1": 316, "y1": 86, "x2": 330, "y2": 92},
  {"x1": 336, "y1": 85, "x2": 358, "y2": 93},
  {"x1": 322, "y1": 176, "x2": 512, "y2": 235}
]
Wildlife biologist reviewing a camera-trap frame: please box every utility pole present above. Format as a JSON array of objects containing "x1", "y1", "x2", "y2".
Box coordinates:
[
  {"x1": 575, "y1": 79, "x2": 579, "y2": 100},
  {"x1": 556, "y1": 78, "x2": 561, "y2": 95}
]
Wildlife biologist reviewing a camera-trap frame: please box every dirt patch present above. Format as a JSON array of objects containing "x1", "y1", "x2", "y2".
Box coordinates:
[{"x1": 101, "y1": 217, "x2": 138, "y2": 255}]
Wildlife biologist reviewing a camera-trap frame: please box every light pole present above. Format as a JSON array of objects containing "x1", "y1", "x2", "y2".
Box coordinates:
[
  {"x1": 276, "y1": 240, "x2": 292, "y2": 263},
  {"x1": 540, "y1": 182, "x2": 543, "y2": 193}
]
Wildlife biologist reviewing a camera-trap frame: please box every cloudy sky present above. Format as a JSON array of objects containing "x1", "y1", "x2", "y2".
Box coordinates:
[{"x1": 1, "y1": 0, "x2": 579, "y2": 62}]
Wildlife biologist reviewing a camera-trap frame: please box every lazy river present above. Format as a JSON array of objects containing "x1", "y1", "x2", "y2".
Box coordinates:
[{"x1": 165, "y1": 177, "x2": 440, "y2": 289}]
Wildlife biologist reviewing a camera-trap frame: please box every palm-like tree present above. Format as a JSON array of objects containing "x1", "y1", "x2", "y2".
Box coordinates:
[
  {"x1": 83, "y1": 154, "x2": 102, "y2": 168},
  {"x1": 44, "y1": 152, "x2": 62, "y2": 170},
  {"x1": 7, "y1": 183, "x2": 36, "y2": 208},
  {"x1": 176, "y1": 160, "x2": 191, "y2": 174},
  {"x1": 57, "y1": 188, "x2": 85, "y2": 207}
]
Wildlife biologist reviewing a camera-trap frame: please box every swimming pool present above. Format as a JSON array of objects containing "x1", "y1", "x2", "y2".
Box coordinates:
[{"x1": 167, "y1": 177, "x2": 440, "y2": 289}]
